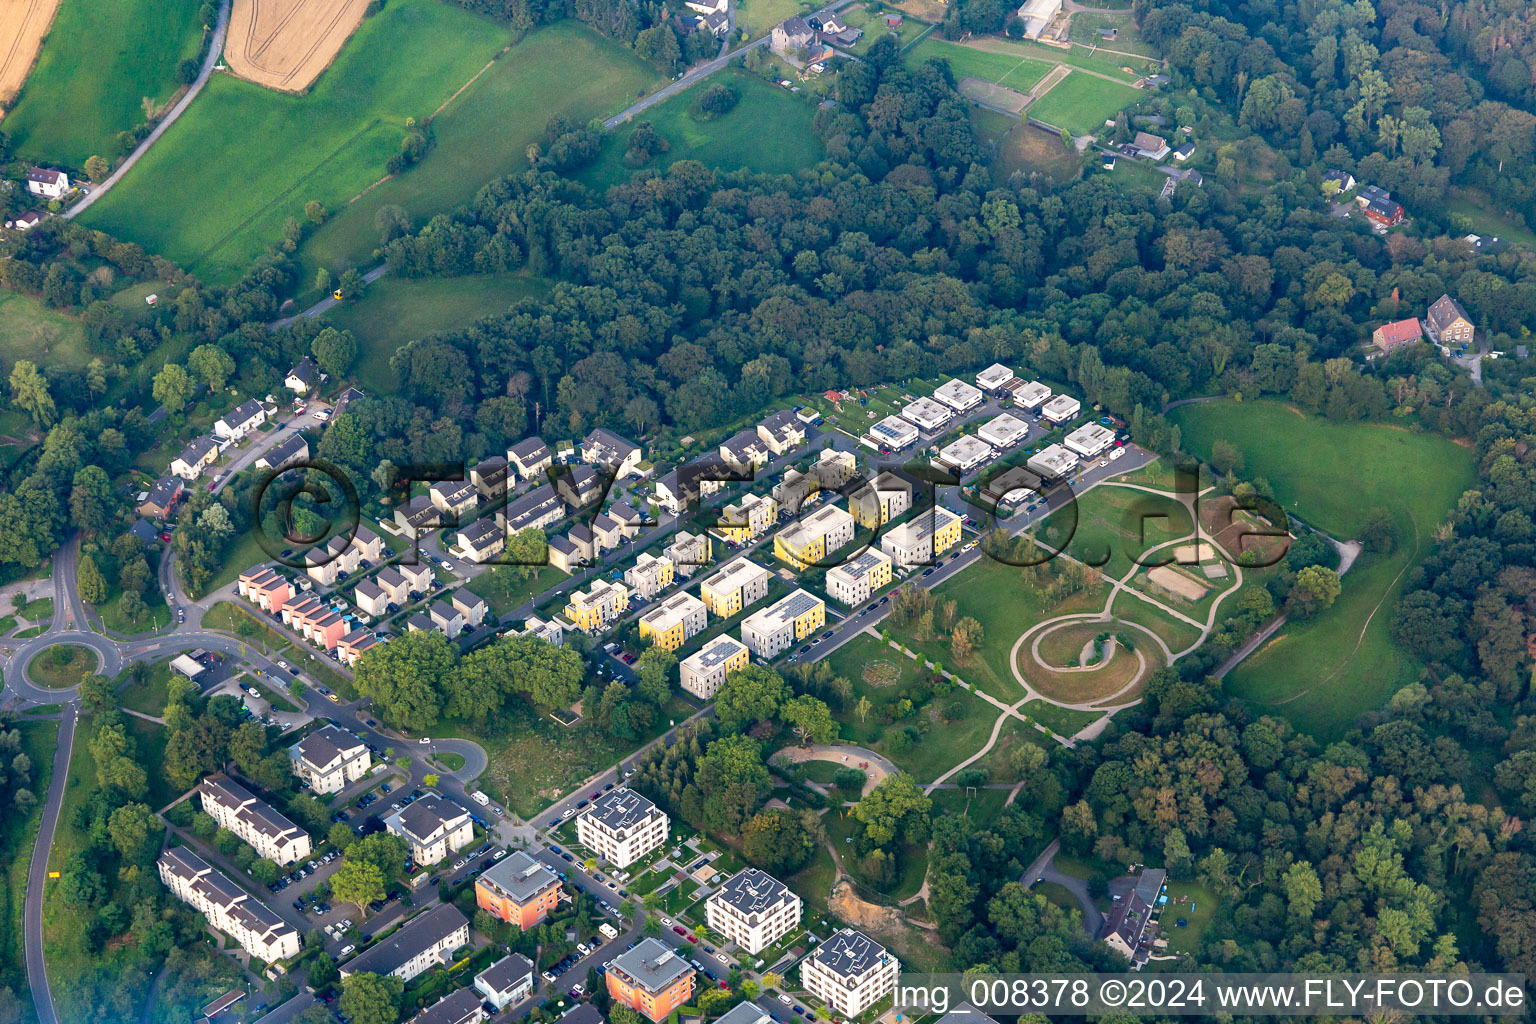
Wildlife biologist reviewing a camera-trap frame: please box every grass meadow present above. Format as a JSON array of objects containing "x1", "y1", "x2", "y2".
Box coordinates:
[
  {"x1": 79, "y1": 0, "x2": 510, "y2": 284},
  {"x1": 1172, "y1": 399, "x2": 1477, "y2": 739},
  {"x1": 296, "y1": 21, "x2": 662, "y2": 295},
  {"x1": 4, "y1": 0, "x2": 206, "y2": 167},
  {"x1": 581, "y1": 71, "x2": 822, "y2": 193},
  {"x1": 1026, "y1": 69, "x2": 1142, "y2": 134},
  {"x1": 905, "y1": 38, "x2": 1055, "y2": 92},
  {"x1": 0, "y1": 291, "x2": 94, "y2": 371}
]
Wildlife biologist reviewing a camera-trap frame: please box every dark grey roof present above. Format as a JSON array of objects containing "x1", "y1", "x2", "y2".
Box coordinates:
[
  {"x1": 559, "y1": 1006, "x2": 605, "y2": 1024},
  {"x1": 1427, "y1": 294, "x2": 1471, "y2": 331},
  {"x1": 222, "y1": 399, "x2": 266, "y2": 426},
  {"x1": 1133, "y1": 867, "x2": 1166, "y2": 905},
  {"x1": 716, "y1": 1003, "x2": 772, "y2": 1024},
  {"x1": 459, "y1": 518, "x2": 502, "y2": 549},
  {"x1": 583, "y1": 788, "x2": 662, "y2": 833},
  {"x1": 477, "y1": 952, "x2": 534, "y2": 994},
  {"x1": 712, "y1": 868, "x2": 794, "y2": 916},
  {"x1": 377, "y1": 566, "x2": 407, "y2": 589},
  {"x1": 810, "y1": 928, "x2": 890, "y2": 979},
  {"x1": 413, "y1": 987, "x2": 483, "y2": 1024},
  {"x1": 287, "y1": 356, "x2": 318, "y2": 385},
  {"x1": 388, "y1": 793, "x2": 469, "y2": 843},
  {"x1": 143, "y1": 475, "x2": 182, "y2": 508},
  {"x1": 176, "y1": 435, "x2": 219, "y2": 466},
  {"x1": 262, "y1": 433, "x2": 309, "y2": 466},
  {"x1": 291, "y1": 724, "x2": 363, "y2": 772},
  {"x1": 130, "y1": 519, "x2": 159, "y2": 542},
  {"x1": 343, "y1": 904, "x2": 469, "y2": 978},
  {"x1": 941, "y1": 1003, "x2": 1000, "y2": 1024},
  {"x1": 201, "y1": 773, "x2": 307, "y2": 845},
  {"x1": 509, "y1": 437, "x2": 550, "y2": 463},
  {"x1": 610, "y1": 937, "x2": 694, "y2": 993}
]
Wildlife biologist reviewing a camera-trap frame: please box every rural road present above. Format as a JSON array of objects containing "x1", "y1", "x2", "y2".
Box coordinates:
[
  {"x1": 270, "y1": 263, "x2": 390, "y2": 328},
  {"x1": 24, "y1": 704, "x2": 76, "y2": 1024},
  {"x1": 66, "y1": 0, "x2": 231, "y2": 220}
]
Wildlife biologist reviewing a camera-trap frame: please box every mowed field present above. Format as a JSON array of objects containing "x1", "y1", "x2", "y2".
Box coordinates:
[
  {"x1": 78, "y1": 0, "x2": 509, "y2": 284},
  {"x1": 1172, "y1": 400, "x2": 1477, "y2": 739},
  {"x1": 3, "y1": 0, "x2": 205, "y2": 167},
  {"x1": 0, "y1": 0, "x2": 58, "y2": 112},
  {"x1": 227, "y1": 0, "x2": 371, "y2": 92},
  {"x1": 295, "y1": 20, "x2": 661, "y2": 293},
  {"x1": 581, "y1": 70, "x2": 822, "y2": 193},
  {"x1": 321, "y1": 272, "x2": 550, "y2": 394},
  {"x1": 906, "y1": 38, "x2": 1055, "y2": 93},
  {"x1": 0, "y1": 290, "x2": 93, "y2": 370},
  {"x1": 1026, "y1": 69, "x2": 1141, "y2": 135}
]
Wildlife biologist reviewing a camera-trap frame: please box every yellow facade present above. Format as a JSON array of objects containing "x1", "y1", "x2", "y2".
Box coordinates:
[
  {"x1": 865, "y1": 557, "x2": 893, "y2": 591},
  {"x1": 718, "y1": 494, "x2": 778, "y2": 543},
  {"x1": 639, "y1": 617, "x2": 686, "y2": 651},
  {"x1": 933, "y1": 513, "x2": 962, "y2": 556},
  {"x1": 792, "y1": 601, "x2": 825, "y2": 639},
  {"x1": 563, "y1": 581, "x2": 630, "y2": 632},
  {"x1": 774, "y1": 532, "x2": 826, "y2": 572},
  {"x1": 701, "y1": 586, "x2": 741, "y2": 618}
]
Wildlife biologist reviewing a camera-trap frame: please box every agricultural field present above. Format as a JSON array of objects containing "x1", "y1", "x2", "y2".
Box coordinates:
[
  {"x1": 321, "y1": 272, "x2": 550, "y2": 394},
  {"x1": 3, "y1": 0, "x2": 206, "y2": 167},
  {"x1": 582, "y1": 70, "x2": 822, "y2": 193},
  {"x1": 905, "y1": 38, "x2": 1054, "y2": 93},
  {"x1": 1026, "y1": 69, "x2": 1142, "y2": 135},
  {"x1": 1172, "y1": 399, "x2": 1477, "y2": 738},
  {"x1": 296, "y1": 21, "x2": 661, "y2": 295},
  {"x1": 78, "y1": 0, "x2": 511, "y2": 285},
  {"x1": 962, "y1": 35, "x2": 1148, "y2": 82},
  {"x1": 226, "y1": 0, "x2": 370, "y2": 92}
]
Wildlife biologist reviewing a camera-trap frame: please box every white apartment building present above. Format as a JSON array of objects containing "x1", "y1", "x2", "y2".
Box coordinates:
[
  {"x1": 975, "y1": 363, "x2": 1014, "y2": 392},
  {"x1": 576, "y1": 789, "x2": 669, "y2": 868},
  {"x1": 341, "y1": 905, "x2": 471, "y2": 982},
  {"x1": 200, "y1": 774, "x2": 312, "y2": 865},
  {"x1": 864, "y1": 415, "x2": 919, "y2": 452},
  {"x1": 706, "y1": 868, "x2": 802, "y2": 954},
  {"x1": 741, "y1": 589, "x2": 825, "y2": 659},
  {"x1": 625, "y1": 552, "x2": 676, "y2": 601},
  {"x1": 773, "y1": 503, "x2": 855, "y2": 570},
  {"x1": 1040, "y1": 394, "x2": 1081, "y2": 425},
  {"x1": 800, "y1": 929, "x2": 900, "y2": 1018},
  {"x1": 288, "y1": 724, "x2": 371, "y2": 795},
  {"x1": 719, "y1": 492, "x2": 779, "y2": 540},
  {"x1": 679, "y1": 634, "x2": 750, "y2": 699},
  {"x1": 700, "y1": 558, "x2": 772, "y2": 618},
  {"x1": 932, "y1": 378, "x2": 984, "y2": 412},
  {"x1": 880, "y1": 507, "x2": 962, "y2": 568},
  {"x1": 518, "y1": 615, "x2": 565, "y2": 646},
  {"x1": 666, "y1": 531, "x2": 712, "y2": 577},
  {"x1": 1063, "y1": 422, "x2": 1115, "y2": 459},
  {"x1": 384, "y1": 794, "x2": 474, "y2": 866},
  {"x1": 639, "y1": 591, "x2": 708, "y2": 651},
  {"x1": 825, "y1": 548, "x2": 893, "y2": 606},
  {"x1": 476, "y1": 953, "x2": 535, "y2": 1011},
  {"x1": 936, "y1": 435, "x2": 994, "y2": 473},
  {"x1": 1026, "y1": 443, "x2": 1080, "y2": 481},
  {"x1": 159, "y1": 848, "x2": 301, "y2": 963}
]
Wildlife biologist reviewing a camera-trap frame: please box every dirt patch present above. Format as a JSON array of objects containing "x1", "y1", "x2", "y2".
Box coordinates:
[
  {"x1": 829, "y1": 879, "x2": 909, "y2": 934},
  {"x1": 1199, "y1": 494, "x2": 1290, "y2": 566},
  {"x1": 959, "y1": 76, "x2": 1028, "y2": 113},
  {"x1": 1147, "y1": 565, "x2": 1209, "y2": 602},
  {"x1": 861, "y1": 659, "x2": 903, "y2": 687},
  {"x1": 226, "y1": 0, "x2": 371, "y2": 92},
  {"x1": 0, "y1": 0, "x2": 60, "y2": 110}
]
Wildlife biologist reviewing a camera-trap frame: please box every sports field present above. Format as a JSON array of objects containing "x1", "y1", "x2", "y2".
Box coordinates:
[
  {"x1": 322, "y1": 272, "x2": 549, "y2": 393},
  {"x1": 78, "y1": 0, "x2": 509, "y2": 284},
  {"x1": 905, "y1": 38, "x2": 1055, "y2": 93},
  {"x1": 1026, "y1": 69, "x2": 1141, "y2": 135},
  {"x1": 295, "y1": 20, "x2": 660, "y2": 295},
  {"x1": 582, "y1": 70, "x2": 821, "y2": 192},
  {"x1": 227, "y1": 0, "x2": 371, "y2": 92},
  {"x1": 3, "y1": 0, "x2": 206, "y2": 167},
  {"x1": 1172, "y1": 400, "x2": 1477, "y2": 738}
]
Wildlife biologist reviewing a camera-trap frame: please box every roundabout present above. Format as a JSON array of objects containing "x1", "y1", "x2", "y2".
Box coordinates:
[{"x1": 24, "y1": 643, "x2": 101, "y2": 691}]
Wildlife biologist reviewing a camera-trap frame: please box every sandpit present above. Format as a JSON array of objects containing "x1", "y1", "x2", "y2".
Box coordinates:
[
  {"x1": 0, "y1": 0, "x2": 60, "y2": 110},
  {"x1": 1147, "y1": 565, "x2": 1208, "y2": 601},
  {"x1": 226, "y1": 0, "x2": 371, "y2": 92},
  {"x1": 1173, "y1": 542, "x2": 1215, "y2": 563}
]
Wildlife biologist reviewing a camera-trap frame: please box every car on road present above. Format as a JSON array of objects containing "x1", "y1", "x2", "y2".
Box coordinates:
[
  {"x1": 673, "y1": 926, "x2": 687, "y2": 936},
  {"x1": 418, "y1": 737, "x2": 430, "y2": 744}
]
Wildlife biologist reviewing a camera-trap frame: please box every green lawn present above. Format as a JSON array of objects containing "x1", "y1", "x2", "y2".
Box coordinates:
[
  {"x1": 841, "y1": 8, "x2": 929, "y2": 55},
  {"x1": 581, "y1": 70, "x2": 822, "y2": 193},
  {"x1": 988, "y1": 114, "x2": 1083, "y2": 185},
  {"x1": 1038, "y1": 483, "x2": 1194, "y2": 582},
  {"x1": 321, "y1": 273, "x2": 550, "y2": 394},
  {"x1": 464, "y1": 563, "x2": 569, "y2": 619},
  {"x1": 786, "y1": 844, "x2": 838, "y2": 919},
  {"x1": 1172, "y1": 400, "x2": 1477, "y2": 738},
  {"x1": 1445, "y1": 191, "x2": 1536, "y2": 252},
  {"x1": 1065, "y1": 12, "x2": 1159, "y2": 58},
  {"x1": 905, "y1": 38, "x2": 1055, "y2": 91},
  {"x1": 3, "y1": 0, "x2": 206, "y2": 167},
  {"x1": 26, "y1": 644, "x2": 99, "y2": 690},
  {"x1": 120, "y1": 660, "x2": 174, "y2": 717},
  {"x1": 1159, "y1": 881, "x2": 1216, "y2": 956},
  {"x1": 0, "y1": 291, "x2": 95, "y2": 371},
  {"x1": 79, "y1": 0, "x2": 510, "y2": 285},
  {"x1": 929, "y1": 785, "x2": 1009, "y2": 827},
  {"x1": 1109, "y1": 592, "x2": 1205, "y2": 655},
  {"x1": 1026, "y1": 69, "x2": 1142, "y2": 135},
  {"x1": 295, "y1": 20, "x2": 661, "y2": 294},
  {"x1": 735, "y1": 0, "x2": 818, "y2": 37}
]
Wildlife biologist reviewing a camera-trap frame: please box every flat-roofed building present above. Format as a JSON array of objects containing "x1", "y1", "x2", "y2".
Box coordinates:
[
  {"x1": 517, "y1": 615, "x2": 565, "y2": 647},
  {"x1": 607, "y1": 938, "x2": 696, "y2": 1022},
  {"x1": 718, "y1": 492, "x2": 778, "y2": 543},
  {"x1": 981, "y1": 466, "x2": 1043, "y2": 509},
  {"x1": 476, "y1": 953, "x2": 535, "y2": 1011},
  {"x1": 1009, "y1": 379, "x2": 1052, "y2": 410},
  {"x1": 577, "y1": 789, "x2": 669, "y2": 868},
  {"x1": 880, "y1": 507, "x2": 962, "y2": 568},
  {"x1": 864, "y1": 414, "x2": 919, "y2": 452},
  {"x1": 706, "y1": 868, "x2": 802, "y2": 954},
  {"x1": 384, "y1": 793, "x2": 474, "y2": 866},
  {"x1": 1063, "y1": 422, "x2": 1115, "y2": 459},
  {"x1": 1040, "y1": 394, "x2": 1081, "y2": 425},
  {"x1": 200, "y1": 773, "x2": 312, "y2": 865},
  {"x1": 774, "y1": 504, "x2": 854, "y2": 570},
  {"x1": 340, "y1": 904, "x2": 470, "y2": 982},
  {"x1": 666, "y1": 531, "x2": 712, "y2": 578},
  {"x1": 757, "y1": 410, "x2": 807, "y2": 455},
  {"x1": 476, "y1": 851, "x2": 563, "y2": 928},
  {"x1": 901, "y1": 396, "x2": 953, "y2": 432},
  {"x1": 741, "y1": 589, "x2": 825, "y2": 659},
  {"x1": 158, "y1": 848, "x2": 300, "y2": 963},
  {"x1": 289, "y1": 725, "x2": 371, "y2": 794},
  {"x1": 625, "y1": 552, "x2": 676, "y2": 601},
  {"x1": 826, "y1": 548, "x2": 893, "y2": 606},
  {"x1": 801, "y1": 929, "x2": 900, "y2": 1018},
  {"x1": 933, "y1": 378, "x2": 984, "y2": 413},
  {"x1": 937, "y1": 434, "x2": 995, "y2": 473},
  {"x1": 638, "y1": 591, "x2": 707, "y2": 652},
  {"x1": 975, "y1": 363, "x2": 1013, "y2": 392},
  {"x1": 564, "y1": 580, "x2": 630, "y2": 633},
  {"x1": 1026, "y1": 443, "x2": 1079, "y2": 481},
  {"x1": 848, "y1": 472, "x2": 912, "y2": 529},
  {"x1": 700, "y1": 558, "x2": 772, "y2": 618},
  {"x1": 979, "y1": 412, "x2": 1030, "y2": 448},
  {"x1": 679, "y1": 635, "x2": 750, "y2": 699}
]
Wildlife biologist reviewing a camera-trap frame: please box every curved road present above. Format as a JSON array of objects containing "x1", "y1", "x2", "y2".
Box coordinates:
[
  {"x1": 65, "y1": 0, "x2": 231, "y2": 221},
  {"x1": 23, "y1": 704, "x2": 75, "y2": 1024}
]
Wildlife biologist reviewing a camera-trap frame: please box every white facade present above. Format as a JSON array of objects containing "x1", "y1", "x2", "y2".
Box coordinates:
[
  {"x1": 159, "y1": 848, "x2": 300, "y2": 963},
  {"x1": 705, "y1": 868, "x2": 803, "y2": 954},
  {"x1": 341, "y1": 905, "x2": 470, "y2": 982},
  {"x1": 1040, "y1": 394, "x2": 1081, "y2": 425},
  {"x1": 666, "y1": 531, "x2": 712, "y2": 577},
  {"x1": 625, "y1": 552, "x2": 676, "y2": 601},
  {"x1": 385, "y1": 794, "x2": 475, "y2": 866},
  {"x1": 576, "y1": 789, "x2": 669, "y2": 868},
  {"x1": 679, "y1": 635, "x2": 750, "y2": 699},
  {"x1": 978, "y1": 412, "x2": 1030, "y2": 448},
  {"x1": 200, "y1": 774, "x2": 312, "y2": 865},
  {"x1": 289, "y1": 725, "x2": 372, "y2": 795},
  {"x1": 1063, "y1": 422, "x2": 1115, "y2": 459},
  {"x1": 1026, "y1": 443, "x2": 1080, "y2": 480},
  {"x1": 900, "y1": 396, "x2": 953, "y2": 432},
  {"x1": 1010, "y1": 380, "x2": 1052, "y2": 410},
  {"x1": 932, "y1": 378, "x2": 984, "y2": 412},
  {"x1": 214, "y1": 400, "x2": 268, "y2": 441},
  {"x1": 975, "y1": 363, "x2": 1013, "y2": 392},
  {"x1": 825, "y1": 548, "x2": 893, "y2": 606},
  {"x1": 864, "y1": 415, "x2": 919, "y2": 451},
  {"x1": 936, "y1": 435, "x2": 995, "y2": 473},
  {"x1": 741, "y1": 590, "x2": 824, "y2": 659},
  {"x1": 801, "y1": 929, "x2": 900, "y2": 1018},
  {"x1": 476, "y1": 954, "x2": 535, "y2": 1010},
  {"x1": 880, "y1": 507, "x2": 962, "y2": 568}
]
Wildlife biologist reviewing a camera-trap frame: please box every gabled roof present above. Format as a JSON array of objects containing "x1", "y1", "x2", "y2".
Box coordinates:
[
  {"x1": 342, "y1": 904, "x2": 468, "y2": 977},
  {"x1": 175, "y1": 435, "x2": 219, "y2": 465},
  {"x1": 1426, "y1": 294, "x2": 1471, "y2": 331},
  {"x1": 287, "y1": 356, "x2": 319, "y2": 385},
  {"x1": 221, "y1": 398, "x2": 266, "y2": 426},
  {"x1": 1375, "y1": 318, "x2": 1422, "y2": 345}
]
